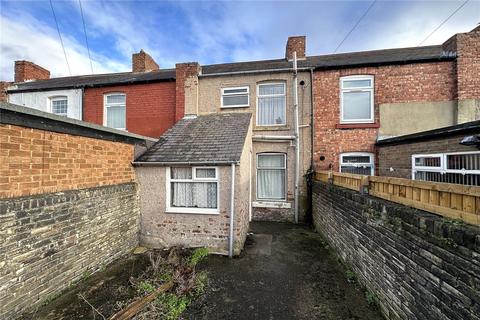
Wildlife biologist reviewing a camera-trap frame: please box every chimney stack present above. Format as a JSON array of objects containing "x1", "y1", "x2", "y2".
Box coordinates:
[
  {"x1": 14, "y1": 61, "x2": 50, "y2": 83},
  {"x1": 132, "y1": 49, "x2": 160, "y2": 72},
  {"x1": 285, "y1": 36, "x2": 306, "y2": 61},
  {"x1": 175, "y1": 62, "x2": 201, "y2": 120}
]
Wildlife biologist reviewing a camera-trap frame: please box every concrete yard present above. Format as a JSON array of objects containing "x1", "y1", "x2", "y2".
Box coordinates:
[{"x1": 186, "y1": 222, "x2": 383, "y2": 320}]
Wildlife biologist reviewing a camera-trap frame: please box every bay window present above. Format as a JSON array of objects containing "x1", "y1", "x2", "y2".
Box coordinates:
[
  {"x1": 166, "y1": 167, "x2": 219, "y2": 214},
  {"x1": 257, "y1": 83, "x2": 286, "y2": 126},
  {"x1": 257, "y1": 153, "x2": 286, "y2": 200},
  {"x1": 104, "y1": 93, "x2": 126, "y2": 130},
  {"x1": 340, "y1": 75, "x2": 374, "y2": 123}
]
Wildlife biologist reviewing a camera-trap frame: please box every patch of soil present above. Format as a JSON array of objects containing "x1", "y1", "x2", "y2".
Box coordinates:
[{"x1": 19, "y1": 254, "x2": 150, "y2": 320}]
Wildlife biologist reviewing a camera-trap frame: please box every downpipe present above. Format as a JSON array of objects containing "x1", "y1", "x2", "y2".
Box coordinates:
[
  {"x1": 293, "y1": 52, "x2": 300, "y2": 224},
  {"x1": 228, "y1": 163, "x2": 235, "y2": 258}
]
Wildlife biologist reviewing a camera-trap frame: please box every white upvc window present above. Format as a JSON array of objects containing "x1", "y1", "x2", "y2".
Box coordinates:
[
  {"x1": 221, "y1": 86, "x2": 249, "y2": 108},
  {"x1": 340, "y1": 152, "x2": 374, "y2": 175},
  {"x1": 256, "y1": 82, "x2": 286, "y2": 126},
  {"x1": 340, "y1": 75, "x2": 374, "y2": 123},
  {"x1": 412, "y1": 151, "x2": 480, "y2": 186},
  {"x1": 104, "y1": 93, "x2": 126, "y2": 130},
  {"x1": 50, "y1": 96, "x2": 68, "y2": 116},
  {"x1": 166, "y1": 167, "x2": 219, "y2": 214},
  {"x1": 256, "y1": 153, "x2": 286, "y2": 200}
]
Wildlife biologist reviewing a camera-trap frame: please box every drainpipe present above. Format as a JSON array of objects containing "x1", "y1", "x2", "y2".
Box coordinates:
[
  {"x1": 249, "y1": 150, "x2": 252, "y2": 222},
  {"x1": 293, "y1": 52, "x2": 300, "y2": 224},
  {"x1": 228, "y1": 163, "x2": 236, "y2": 258}
]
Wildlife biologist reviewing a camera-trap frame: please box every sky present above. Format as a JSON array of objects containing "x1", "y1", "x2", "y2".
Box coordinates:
[{"x1": 0, "y1": 0, "x2": 479, "y2": 81}]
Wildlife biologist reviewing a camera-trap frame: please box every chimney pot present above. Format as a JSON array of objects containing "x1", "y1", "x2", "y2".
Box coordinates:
[{"x1": 285, "y1": 36, "x2": 306, "y2": 61}]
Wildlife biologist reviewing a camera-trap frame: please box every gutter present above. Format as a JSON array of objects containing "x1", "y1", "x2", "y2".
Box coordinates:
[
  {"x1": 200, "y1": 67, "x2": 312, "y2": 78},
  {"x1": 132, "y1": 160, "x2": 240, "y2": 166},
  {"x1": 228, "y1": 163, "x2": 236, "y2": 258}
]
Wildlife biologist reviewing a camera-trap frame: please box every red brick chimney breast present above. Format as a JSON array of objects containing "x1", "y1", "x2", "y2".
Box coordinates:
[
  {"x1": 132, "y1": 49, "x2": 160, "y2": 72},
  {"x1": 14, "y1": 61, "x2": 50, "y2": 83}
]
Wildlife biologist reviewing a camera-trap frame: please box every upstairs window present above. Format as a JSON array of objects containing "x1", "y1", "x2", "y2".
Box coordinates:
[
  {"x1": 413, "y1": 152, "x2": 480, "y2": 186},
  {"x1": 50, "y1": 96, "x2": 68, "y2": 116},
  {"x1": 257, "y1": 153, "x2": 286, "y2": 200},
  {"x1": 167, "y1": 167, "x2": 219, "y2": 214},
  {"x1": 257, "y1": 83, "x2": 286, "y2": 126},
  {"x1": 340, "y1": 75, "x2": 374, "y2": 123},
  {"x1": 104, "y1": 93, "x2": 126, "y2": 130},
  {"x1": 340, "y1": 152, "x2": 374, "y2": 175},
  {"x1": 221, "y1": 86, "x2": 249, "y2": 108}
]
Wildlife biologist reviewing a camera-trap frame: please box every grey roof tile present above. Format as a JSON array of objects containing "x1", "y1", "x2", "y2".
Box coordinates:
[
  {"x1": 8, "y1": 69, "x2": 175, "y2": 92},
  {"x1": 135, "y1": 113, "x2": 252, "y2": 164}
]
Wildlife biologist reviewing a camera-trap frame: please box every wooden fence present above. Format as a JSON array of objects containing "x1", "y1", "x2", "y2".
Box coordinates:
[{"x1": 315, "y1": 170, "x2": 480, "y2": 226}]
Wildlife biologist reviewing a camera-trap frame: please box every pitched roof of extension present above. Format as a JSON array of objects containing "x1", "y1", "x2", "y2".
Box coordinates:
[
  {"x1": 134, "y1": 113, "x2": 252, "y2": 165},
  {"x1": 201, "y1": 45, "x2": 453, "y2": 75},
  {"x1": 8, "y1": 45, "x2": 454, "y2": 92},
  {"x1": 7, "y1": 69, "x2": 176, "y2": 92}
]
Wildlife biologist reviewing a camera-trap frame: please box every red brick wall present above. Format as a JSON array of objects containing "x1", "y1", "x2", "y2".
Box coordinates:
[
  {"x1": 456, "y1": 26, "x2": 480, "y2": 100},
  {"x1": 313, "y1": 61, "x2": 456, "y2": 172},
  {"x1": 83, "y1": 82, "x2": 176, "y2": 138},
  {"x1": 0, "y1": 124, "x2": 135, "y2": 198},
  {"x1": 0, "y1": 81, "x2": 11, "y2": 102},
  {"x1": 14, "y1": 61, "x2": 50, "y2": 83}
]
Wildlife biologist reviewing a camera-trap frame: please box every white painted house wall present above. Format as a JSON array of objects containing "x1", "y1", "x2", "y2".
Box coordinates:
[{"x1": 8, "y1": 89, "x2": 83, "y2": 120}]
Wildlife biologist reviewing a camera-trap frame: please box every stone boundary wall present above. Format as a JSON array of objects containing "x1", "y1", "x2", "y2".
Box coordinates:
[
  {"x1": 312, "y1": 181, "x2": 480, "y2": 320},
  {"x1": 0, "y1": 183, "x2": 139, "y2": 319}
]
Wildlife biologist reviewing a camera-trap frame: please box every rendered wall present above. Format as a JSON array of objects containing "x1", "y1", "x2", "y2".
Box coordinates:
[{"x1": 8, "y1": 89, "x2": 82, "y2": 120}]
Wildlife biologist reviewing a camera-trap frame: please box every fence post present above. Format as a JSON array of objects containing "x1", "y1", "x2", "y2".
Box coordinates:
[
  {"x1": 328, "y1": 171, "x2": 333, "y2": 184},
  {"x1": 360, "y1": 175, "x2": 370, "y2": 195}
]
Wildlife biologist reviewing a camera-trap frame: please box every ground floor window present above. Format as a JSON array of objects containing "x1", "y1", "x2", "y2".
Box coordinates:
[
  {"x1": 257, "y1": 153, "x2": 286, "y2": 200},
  {"x1": 166, "y1": 167, "x2": 219, "y2": 213},
  {"x1": 412, "y1": 151, "x2": 480, "y2": 186},
  {"x1": 340, "y1": 152, "x2": 374, "y2": 175}
]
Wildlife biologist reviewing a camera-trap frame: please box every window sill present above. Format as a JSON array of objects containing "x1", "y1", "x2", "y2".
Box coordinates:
[
  {"x1": 252, "y1": 201, "x2": 291, "y2": 209},
  {"x1": 254, "y1": 125, "x2": 290, "y2": 131},
  {"x1": 336, "y1": 123, "x2": 379, "y2": 129},
  {"x1": 166, "y1": 209, "x2": 220, "y2": 215},
  {"x1": 221, "y1": 105, "x2": 250, "y2": 109}
]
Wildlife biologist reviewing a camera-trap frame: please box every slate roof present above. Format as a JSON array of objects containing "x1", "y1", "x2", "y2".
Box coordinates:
[
  {"x1": 7, "y1": 69, "x2": 176, "y2": 92},
  {"x1": 134, "y1": 113, "x2": 252, "y2": 165},
  {"x1": 201, "y1": 45, "x2": 453, "y2": 75},
  {"x1": 7, "y1": 45, "x2": 454, "y2": 92}
]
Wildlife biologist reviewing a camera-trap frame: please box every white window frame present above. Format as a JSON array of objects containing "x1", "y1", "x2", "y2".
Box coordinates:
[
  {"x1": 165, "y1": 166, "x2": 220, "y2": 214},
  {"x1": 412, "y1": 151, "x2": 480, "y2": 179},
  {"x1": 340, "y1": 75, "x2": 374, "y2": 124},
  {"x1": 49, "y1": 96, "x2": 68, "y2": 116},
  {"x1": 339, "y1": 152, "x2": 375, "y2": 175},
  {"x1": 103, "y1": 93, "x2": 126, "y2": 130},
  {"x1": 221, "y1": 86, "x2": 250, "y2": 108},
  {"x1": 256, "y1": 153, "x2": 287, "y2": 201},
  {"x1": 256, "y1": 82, "x2": 287, "y2": 126}
]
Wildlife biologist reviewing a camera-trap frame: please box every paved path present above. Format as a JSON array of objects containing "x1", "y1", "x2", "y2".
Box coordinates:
[{"x1": 187, "y1": 222, "x2": 384, "y2": 320}]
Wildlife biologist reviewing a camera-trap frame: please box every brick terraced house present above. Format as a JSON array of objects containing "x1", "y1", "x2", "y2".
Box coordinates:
[{"x1": 5, "y1": 51, "x2": 178, "y2": 138}]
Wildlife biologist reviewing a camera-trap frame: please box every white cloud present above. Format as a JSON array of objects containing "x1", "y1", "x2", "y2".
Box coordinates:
[{"x1": 0, "y1": 13, "x2": 128, "y2": 81}]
